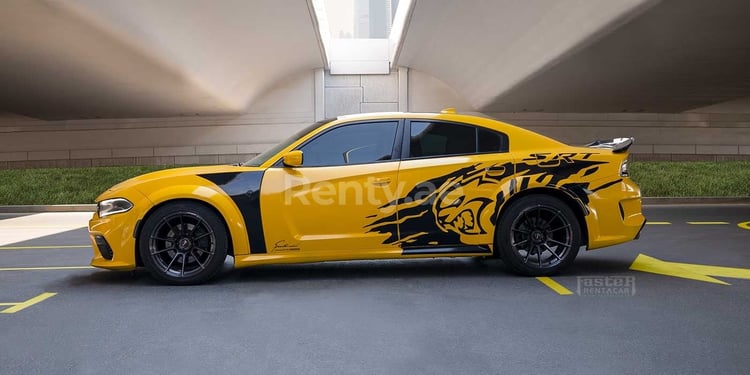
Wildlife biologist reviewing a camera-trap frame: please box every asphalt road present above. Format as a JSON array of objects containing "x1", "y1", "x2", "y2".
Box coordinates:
[{"x1": 1, "y1": 205, "x2": 749, "y2": 374}]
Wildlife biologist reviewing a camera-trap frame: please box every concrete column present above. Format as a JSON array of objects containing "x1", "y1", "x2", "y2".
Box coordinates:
[
  {"x1": 398, "y1": 67, "x2": 409, "y2": 112},
  {"x1": 314, "y1": 68, "x2": 325, "y2": 121}
]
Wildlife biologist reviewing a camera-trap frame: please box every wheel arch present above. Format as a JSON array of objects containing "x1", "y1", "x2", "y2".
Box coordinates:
[
  {"x1": 134, "y1": 198, "x2": 237, "y2": 267},
  {"x1": 494, "y1": 187, "x2": 589, "y2": 250}
]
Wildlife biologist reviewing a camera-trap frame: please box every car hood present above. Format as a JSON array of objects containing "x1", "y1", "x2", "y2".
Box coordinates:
[{"x1": 97, "y1": 165, "x2": 265, "y2": 201}]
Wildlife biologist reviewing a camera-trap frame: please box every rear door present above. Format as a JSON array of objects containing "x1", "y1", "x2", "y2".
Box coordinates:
[{"x1": 372, "y1": 119, "x2": 514, "y2": 253}]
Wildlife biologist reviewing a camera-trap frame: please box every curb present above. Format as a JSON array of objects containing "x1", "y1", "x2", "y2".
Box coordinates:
[
  {"x1": 1, "y1": 198, "x2": 750, "y2": 213},
  {"x1": 641, "y1": 197, "x2": 750, "y2": 205},
  {"x1": 0, "y1": 204, "x2": 96, "y2": 213}
]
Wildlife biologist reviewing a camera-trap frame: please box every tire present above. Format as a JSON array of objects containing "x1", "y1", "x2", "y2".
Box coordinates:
[
  {"x1": 139, "y1": 202, "x2": 228, "y2": 285},
  {"x1": 496, "y1": 194, "x2": 581, "y2": 276}
]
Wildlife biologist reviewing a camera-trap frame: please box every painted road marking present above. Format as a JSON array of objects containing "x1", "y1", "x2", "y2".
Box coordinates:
[
  {"x1": 738, "y1": 221, "x2": 750, "y2": 231},
  {"x1": 536, "y1": 277, "x2": 574, "y2": 295},
  {"x1": 1, "y1": 292, "x2": 57, "y2": 314},
  {"x1": 0, "y1": 266, "x2": 94, "y2": 271},
  {"x1": 645, "y1": 222, "x2": 671, "y2": 225},
  {"x1": 0, "y1": 212, "x2": 90, "y2": 246},
  {"x1": 630, "y1": 253, "x2": 750, "y2": 285},
  {"x1": 687, "y1": 221, "x2": 729, "y2": 225},
  {"x1": 0, "y1": 245, "x2": 91, "y2": 251}
]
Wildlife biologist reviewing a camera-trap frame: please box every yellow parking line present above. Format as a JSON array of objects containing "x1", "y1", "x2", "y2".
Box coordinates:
[
  {"x1": 0, "y1": 266, "x2": 94, "y2": 271},
  {"x1": 1, "y1": 292, "x2": 57, "y2": 314},
  {"x1": 646, "y1": 222, "x2": 671, "y2": 225},
  {"x1": 0, "y1": 245, "x2": 91, "y2": 251},
  {"x1": 536, "y1": 277, "x2": 574, "y2": 295},
  {"x1": 0, "y1": 302, "x2": 18, "y2": 306},
  {"x1": 687, "y1": 221, "x2": 729, "y2": 225}
]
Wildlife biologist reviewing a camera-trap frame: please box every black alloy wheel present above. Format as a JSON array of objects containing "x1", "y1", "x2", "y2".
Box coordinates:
[
  {"x1": 497, "y1": 195, "x2": 581, "y2": 276},
  {"x1": 139, "y1": 202, "x2": 228, "y2": 285}
]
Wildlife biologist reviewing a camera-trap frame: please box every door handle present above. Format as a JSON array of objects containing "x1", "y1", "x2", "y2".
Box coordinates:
[{"x1": 372, "y1": 177, "x2": 391, "y2": 186}]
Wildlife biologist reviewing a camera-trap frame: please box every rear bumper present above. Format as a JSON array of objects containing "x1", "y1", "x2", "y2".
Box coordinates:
[
  {"x1": 585, "y1": 178, "x2": 646, "y2": 250},
  {"x1": 635, "y1": 219, "x2": 647, "y2": 240}
]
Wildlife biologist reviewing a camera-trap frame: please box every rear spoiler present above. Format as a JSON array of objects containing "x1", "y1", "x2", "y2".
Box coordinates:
[{"x1": 584, "y1": 137, "x2": 634, "y2": 153}]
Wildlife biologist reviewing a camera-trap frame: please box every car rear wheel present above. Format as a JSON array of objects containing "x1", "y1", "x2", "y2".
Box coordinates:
[
  {"x1": 496, "y1": 194, "x2": 580, "y2": 276},
  {"x1": 139, "y1": 202, "x2": 228, "y2": 285}
]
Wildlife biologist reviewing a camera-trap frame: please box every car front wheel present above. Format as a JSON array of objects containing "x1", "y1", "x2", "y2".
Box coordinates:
[
  {"x1": 496, "y1": 195, "x2": 581, "y2": 276},
  {"x1": 139, "y1": 202, "x2": 228, "y2": 285}
]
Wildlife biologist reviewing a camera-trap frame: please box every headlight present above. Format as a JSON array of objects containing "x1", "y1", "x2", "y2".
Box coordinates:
[
  {"x1": 97, "y1": 198, "x2": 133, "y2": 217},
  {"x1": 620, "y1": 159, "x2": 629, "y2": 177}
]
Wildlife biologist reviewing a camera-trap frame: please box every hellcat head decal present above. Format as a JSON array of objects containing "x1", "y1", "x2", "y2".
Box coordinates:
[{"x1": 365, "y1": 154, "x2": 611, "y2": 249}]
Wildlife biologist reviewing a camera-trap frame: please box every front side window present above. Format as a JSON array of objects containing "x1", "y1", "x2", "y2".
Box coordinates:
[
  {"x1": 243, "y1": 119, "x2": 333, "y2": 167},
  {"x1": 298, "y1": 121, "x2": 398, "y2": 167},
  {"x1": 409, "y1": 121, "x2": 508, "y2": 158}
]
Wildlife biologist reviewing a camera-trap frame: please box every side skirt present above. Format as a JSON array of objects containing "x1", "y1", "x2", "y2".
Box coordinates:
[
  {"x1": 233, "y1": 246, "x2": 493, "y2": 268},
  {"x1": 402, "y1": 245, "x2": 492, "y2": 256}
]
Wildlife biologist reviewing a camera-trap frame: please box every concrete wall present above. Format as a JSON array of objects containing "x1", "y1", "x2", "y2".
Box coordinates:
[
  {"x1": 1, "y1": 67, "x2": 749, "y2": 169},
  {"x1": 408, "y1": 69, "x2": 750, "y2": 161},
  {"x1": 488, "y1": 112, "x2": 750, "y2": 161},
  {"x1": 0, "y1": 71, "x2": 318, "y2": 169},
  {"x1": 324, "y1": 69, "x2": 404, "y2": 118}
]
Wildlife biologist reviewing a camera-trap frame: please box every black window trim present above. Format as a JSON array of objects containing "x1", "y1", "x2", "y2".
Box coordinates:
[
  {"x1": 402, "y1": 119, "x2": 510, "y2": 160},
  {"x1": 271, "y1": 119, "x2": 405, "y2": 168}
]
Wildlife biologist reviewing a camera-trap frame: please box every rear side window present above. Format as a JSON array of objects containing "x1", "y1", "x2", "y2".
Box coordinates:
[
  {"x1": 409, "y1": 121, "x2": 508, "y2": 158},
  {"x1": 478, "y1": 128, "x2": 509, "y2": 153}
]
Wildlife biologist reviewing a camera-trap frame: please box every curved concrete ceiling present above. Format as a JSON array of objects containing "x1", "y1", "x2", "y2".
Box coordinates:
[
  {"x1": 483, "y1": 0, "x2": 750, "y2": 113},
  {"x1": 395, "y1": 0, "x2": 657, "y2": 112},
  {"x1": 4, "y1": 0, "x2": 750, "y2": 119},
  {"x1": 397, "y1": 0, "x2": 750, "y2": 113},
  {"x1": 0, "y1": 0, "x2": 325, "y2": 119}
]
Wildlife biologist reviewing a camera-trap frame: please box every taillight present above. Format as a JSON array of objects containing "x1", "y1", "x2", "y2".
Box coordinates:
[{"x1": 620, "y1": 159, "x2": 629, "y2": 177}]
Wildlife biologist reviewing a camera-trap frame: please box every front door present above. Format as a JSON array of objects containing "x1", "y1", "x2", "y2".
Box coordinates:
[{"x1": 260, "y1": 121, "x2": 403, "y2": 256}]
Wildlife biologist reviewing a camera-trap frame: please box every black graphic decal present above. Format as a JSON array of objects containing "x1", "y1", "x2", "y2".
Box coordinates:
[
  {"x1": 199, "y1": 171, "x2": 267, "y2": 254},
  {"x1": 583, "y1": 166, "x2": 599, "y2": 177},
  {"x1": 593, "y1": 179, "x2": 623, "y2": 192},
  {"x1": 366, "y1": 163, "x2": 513, "y2": 247},
  {"x1": 365, "y1": 154, "x2": 619, "y2": 250}
]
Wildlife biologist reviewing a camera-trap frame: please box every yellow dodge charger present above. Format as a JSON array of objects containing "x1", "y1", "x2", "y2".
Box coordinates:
[{"x1": 89, "y1": 110, "x2": 646, "y2": 284}]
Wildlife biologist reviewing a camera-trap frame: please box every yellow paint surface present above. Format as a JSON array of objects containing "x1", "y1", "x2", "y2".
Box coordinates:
[
  {"x1": 630, "y1": 253, "x2": 750, "y2": 285},
  {"x1": 1, "y1": 292, "x2": 57, "y2": 314},
  {"x1": 536, "y1": 277, "x2": 574, "y2": 295}
]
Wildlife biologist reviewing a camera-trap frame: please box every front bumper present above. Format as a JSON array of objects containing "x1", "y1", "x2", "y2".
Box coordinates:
[{"x1": 89, "y1": 191, "x2": 151, "y2": 270}]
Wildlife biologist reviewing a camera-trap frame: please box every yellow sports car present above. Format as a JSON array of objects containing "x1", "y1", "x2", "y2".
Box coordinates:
[{"x1": 89, "y1": 109, "x2": 645, "y2": 284}]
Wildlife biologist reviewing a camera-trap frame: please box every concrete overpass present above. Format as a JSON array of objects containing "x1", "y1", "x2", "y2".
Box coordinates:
[{"x1": 1, "y1": 0, "x2": 749, "y2": 168}]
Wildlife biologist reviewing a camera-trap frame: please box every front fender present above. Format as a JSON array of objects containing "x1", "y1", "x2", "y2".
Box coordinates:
[{"x1": 134, "y1": 175, "x2": 251, "y2": 256}]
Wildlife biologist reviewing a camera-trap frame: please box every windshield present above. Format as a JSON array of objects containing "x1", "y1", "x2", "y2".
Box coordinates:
[{"x1": 242, "y1": 119, "x2": 334, "y2": 167}]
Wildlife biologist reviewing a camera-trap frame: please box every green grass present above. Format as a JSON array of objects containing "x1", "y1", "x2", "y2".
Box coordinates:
[
  {"x1": 0, "y1": 166, "x2": 169, "y2": 205},
  {"x1": 0, "y1": 161, "x2": 748, "y2": 205},
  {"x1": 629, "y1": 161, "x2": 750, "y2": 197}
]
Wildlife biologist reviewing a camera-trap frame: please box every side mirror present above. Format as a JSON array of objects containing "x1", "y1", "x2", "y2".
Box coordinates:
[{"x1": 282, "y1": 150, "x2": 303, "y2": 167}]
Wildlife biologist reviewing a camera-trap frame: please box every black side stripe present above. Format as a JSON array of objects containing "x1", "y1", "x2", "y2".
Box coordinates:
[
  {"x1": 593, "y1": 178, "x2": 623, "y2": 192},
  {"x1": 199, "y1": 172, "x2": 267, "y2": 254},
  {"x1": 402, "y1": 246, "x2": 492, "y2": 256}
]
